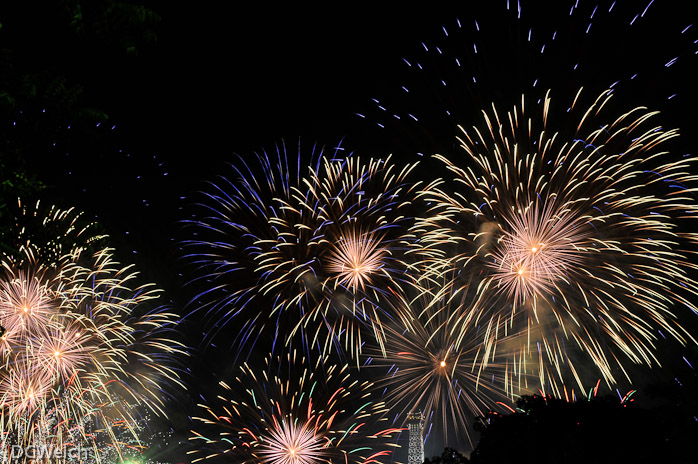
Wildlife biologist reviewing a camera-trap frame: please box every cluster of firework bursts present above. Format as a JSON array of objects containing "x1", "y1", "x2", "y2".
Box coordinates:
[
  {"x1": 183, "y1": 93, "x2": 698, "y2": 459},
  {"x1": 411, "y1": 88, "x2": 698, "y2": 391},
  {"x1": 190, "y1": 352, "x2": 403, "y2": 464},
  {"x1": 2, "y1": 2, "x2": 698, "y2": 463},
  {"x1": 0, "y1": 202, "x2": 184, "y2": 463},
  {"x1": 182, "y1": 4, "x2": 698, "y2": 461}
]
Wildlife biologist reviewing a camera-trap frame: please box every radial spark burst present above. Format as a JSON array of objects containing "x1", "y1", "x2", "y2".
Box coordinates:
[
  {"x1": 183, "y1": 141, "x2": 419, "y2": 357},
  {"x1": 0, "y1": 203, "x2": 184, "y2": 462},
  {"x1": 415, "y1": 88, "x2": 698, "y2": 390},
  {"x1": 325, "y1": 228, "x2": 387, "y2": 291},
  {"x1": 364, "y1": 273, "x2": 524, "y2": 450},
  {"x1": 189, "y1": 352, "x2": 403, "y2": 464}
]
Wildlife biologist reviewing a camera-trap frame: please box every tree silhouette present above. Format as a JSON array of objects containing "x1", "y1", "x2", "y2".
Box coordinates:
[
  {"x1": 424, "y1": 447, "x2": 470, "y2": 464},
  {"x1": 469, "y1": 393, "x2": 696, "y2": 464}
]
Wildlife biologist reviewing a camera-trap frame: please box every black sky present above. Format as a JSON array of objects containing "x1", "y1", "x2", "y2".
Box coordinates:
[{"x1": 6, "y1": 2, "x2": 698, "y2": 293}]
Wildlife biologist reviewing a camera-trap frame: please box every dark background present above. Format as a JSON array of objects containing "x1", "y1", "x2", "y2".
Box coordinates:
[{"x1": 4, "y1": 1, "x2": 697, "y2": 293}]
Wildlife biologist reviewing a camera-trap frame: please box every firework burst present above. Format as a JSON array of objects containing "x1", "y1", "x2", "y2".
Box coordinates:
[
  {"x1": 182, "y1": 141, "x2": 420, "y2": 358},
  {"x1": 363, "y1": 272, "x2": 524, "y2": 450},
  {"x1": 415, "y1": 88, "x2": 698, "y2": 390},
  {"x1": 0, "y1": 203, "x2": 185, "y2": 462},
  {"x1": 189, "y1": 351, "x2": 403, "y2": 464},
  {"x1": 325, "y1": 227, "x2": 387, "y2": 292}
]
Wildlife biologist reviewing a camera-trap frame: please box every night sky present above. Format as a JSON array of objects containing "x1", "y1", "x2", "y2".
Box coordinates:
[
  {"x1": 2, "y1": 4, "x2": 454, "y2": 292},
  {"x1": 2, "y1": 1, "x2": 698, "y2": 463},
  {"x1": 6, "y1": 2, "x2": 698, "y2": 292}
]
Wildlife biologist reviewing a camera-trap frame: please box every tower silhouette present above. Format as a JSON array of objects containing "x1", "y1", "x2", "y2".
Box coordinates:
[{"x1": 406, "y1": 411, "x2": 425, "y2": 464}]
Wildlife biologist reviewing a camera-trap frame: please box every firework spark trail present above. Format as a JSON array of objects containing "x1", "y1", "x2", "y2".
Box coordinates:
[
  {"x1": 0, "y1": 202, "x2": 185, "y2": 463},
  {"x1": 360, "y1": 2, "x2": 698, "y2": 160},
  {"x1": 415, "y1": 88, "x2": 698, "y2": 391},
  {"x1": 188, "y1": 351, "x2": 403, "y2": 464},
  {"x1": 362, "y1": 271, "x2": 527, "y2": 450},
  {"x1": 182, "y1": 141, "x2": 421, "y2": 359}
]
